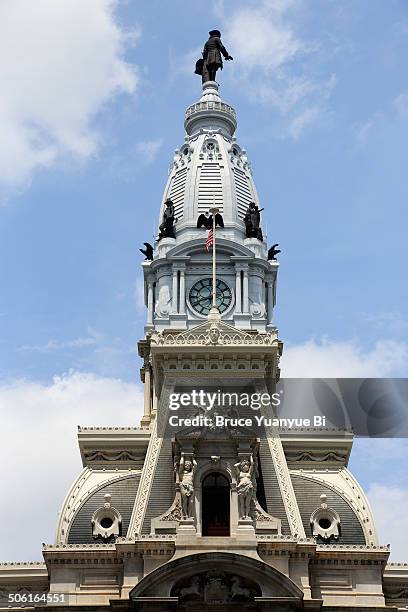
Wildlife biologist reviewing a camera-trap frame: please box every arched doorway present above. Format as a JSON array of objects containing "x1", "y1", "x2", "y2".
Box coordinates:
[
  {"x1": 130, "y1": 551, "x2": 305, "y2": 610},
  {"x1": 202, "y1": 472, "x2": 230, "y2": 536}
]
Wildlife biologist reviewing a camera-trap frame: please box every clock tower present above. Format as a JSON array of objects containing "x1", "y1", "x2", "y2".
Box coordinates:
[{"x1": 142, "y1": 80, "x2": 277, "y2": 336}]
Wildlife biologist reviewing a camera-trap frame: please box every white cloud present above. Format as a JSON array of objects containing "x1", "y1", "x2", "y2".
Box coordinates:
[
  {"x1": 108, "y1": 139, "x2": 163, "y2": 180},
  {"x1": 367, "y1": 484, "x2": 408, "y2": 561},
  {"x1": 136, "y1": 139, "x2": 163, "y2": 163},
  {"x1": 18, "y1": 327, "x2": 105, "y2": 353},
  {"x1": 18, "y1": 336, "x2": 97, "y2": 352},
  {"x1": 219, "y1": 0, "x2": 335, "y2": 137},
  {"x1": 288, "y1": 105, "x2": 320, "y2": 140},
  {"x1": 282, "y1": 338, "x2": 408, "y2": 377},
  {"x1": 0, "y1": 0, "x2": 138, "y2": 195},
  {"x1": 352, "y1": 112, "x2": 387, "y2": 148},
  {"x1": 354, "y1": 119, "x2": 375, "y2": 146},
  {"x1": 393, "y1": 92, "x2": 408, "y2": 118},
  {"x1": 0, "y1": 371, "x2": 143, "y2": 561},
  {"x1": 225, "y1": 1, "x2": 301, "y2": 74},
  {"x1": 361, "y1": 311, "x2": 408, "y2": 334}
]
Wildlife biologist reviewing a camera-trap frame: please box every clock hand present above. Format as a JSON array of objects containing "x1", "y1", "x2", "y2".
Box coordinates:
[{"x1": 195, "y1": 295, "x2": 212, "y2": 304}]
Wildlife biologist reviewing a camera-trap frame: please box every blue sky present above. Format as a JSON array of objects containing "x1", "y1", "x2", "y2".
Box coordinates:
[{"x1": 0, "y1": 0, "x2": 407, "y2": 560}]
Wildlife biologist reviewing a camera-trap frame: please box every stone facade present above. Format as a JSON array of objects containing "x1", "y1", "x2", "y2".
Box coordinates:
[{"x1": 1, "y1": 80, "x2": 407, "y2": 612}]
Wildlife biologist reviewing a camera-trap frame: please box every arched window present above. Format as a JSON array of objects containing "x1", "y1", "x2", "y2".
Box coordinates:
[{"x1": 202, "y1": 472, "x2": 230, "y2": 536}]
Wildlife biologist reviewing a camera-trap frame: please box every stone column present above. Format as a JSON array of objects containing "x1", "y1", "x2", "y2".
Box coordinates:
[
  {"x1": 152, "y1": 386, "x2": 158, "y2": 418},
  {"x1": 179, "y1": 269, "x2": 186, "y2": 315},
  {"x1": 147, "y1": 277, "x2": 154, "y2": 326},
  {"x1": 267, "y1": 279, "x2": 274, "y2": 325},
  {"x1": 235, "y1": 267, "x2": 242, "y2": 314},
  {"x1": 141, "y1": 364, "x2": 151, "y2": 426},
  {"x1": 242, "y1": 266, "x2": 249, "y2": 313},
  {"x1": 171, "y1": 269, "x2": 178, "y2": 313}
]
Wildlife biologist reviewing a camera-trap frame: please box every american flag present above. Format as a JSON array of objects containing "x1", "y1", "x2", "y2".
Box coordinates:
[{"x1": 206, "y1": 229, "x2": 214, "y2": 251}]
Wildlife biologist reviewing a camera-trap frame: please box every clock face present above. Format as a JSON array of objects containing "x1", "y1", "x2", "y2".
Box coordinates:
[{"x1": 189, "y1": 278, "x2": 232, "y2": 316}]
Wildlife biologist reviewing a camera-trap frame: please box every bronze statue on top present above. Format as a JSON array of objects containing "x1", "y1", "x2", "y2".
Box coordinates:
[
  {"x1": 195, "y1": 30, "x2": 233, "y2": 83},
  {"x1": 244, "y1": 202, "x2": 264, "y2": 242}
]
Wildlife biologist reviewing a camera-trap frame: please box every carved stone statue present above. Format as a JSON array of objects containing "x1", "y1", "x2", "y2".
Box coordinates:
[
  {"x1": 234, "y1": 455, "x2": 255, "y2": 519},
  {"x1": 230, "y1": 576, "x2": 252, "y2": 601},
  {"x1": 179, "y1": 454, "x2": 197, "y2": 519},
  {"x1": 158, "y1": 199, "x2": 176, "y2": 240},
  {"x1": 179, "y1": 576, "x2": 201, "y2": 601},
  {"x1": 244, "y1": 202, "x2": 263, "y2": 242},
  {"x1": 204, "y1": 570, "x2": 229, "y2": 603},
  {"x1": 195, "y1": 30, "x2": 233, "y2": 83}
]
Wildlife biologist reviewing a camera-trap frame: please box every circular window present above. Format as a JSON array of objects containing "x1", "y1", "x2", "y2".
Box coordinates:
[
  {"x1": 100, "y1": 517, "x2": 114, "y2": 529},
  {"x1": 318, "y1": 517, "x2": 332, "y2": 530}
]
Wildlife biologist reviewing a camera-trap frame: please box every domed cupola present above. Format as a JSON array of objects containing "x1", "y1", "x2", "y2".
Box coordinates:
[{"x1": 157, "y1": 81, "x2": 264, "y2": 244}]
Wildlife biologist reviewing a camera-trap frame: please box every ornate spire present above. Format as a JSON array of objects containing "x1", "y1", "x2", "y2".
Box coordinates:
[{"x1": 158, "y1": 81, "x2": 264, "y2": 249}]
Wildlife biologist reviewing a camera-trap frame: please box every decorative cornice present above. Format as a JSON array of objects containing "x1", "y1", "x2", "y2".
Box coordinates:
[
  {"x1": 285, "y1": 450, "x2": 348, "y2": 463},
  {"x1": 150, "y1": 320, "x2": 279, "y2": 348},
  {"x1": 117, "y1": 535, "x2": 177, "y2": 541},
  {"x1": 0, "y1": 562, "x2": 45, "y2": 567},
  {"x1": 83, "y1": 450, "x2": 143, "y2": 462},
  {"x1": 43, "y1": 543, "x2": 116, "y2": 550},
  {"x1": 0, "y1": 562, "x2": 48, "y2": 586},
  {"x1": 314, "y1": 544, "x2": 390, "y2": 563},
  {"x1": 257, "y1": 535, "x2": 314, "y2": 543}
]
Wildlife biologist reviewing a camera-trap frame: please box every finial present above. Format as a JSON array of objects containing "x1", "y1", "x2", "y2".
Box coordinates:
[{"x1": 103, "y1": 493, "x2": 111, "y2": 509}]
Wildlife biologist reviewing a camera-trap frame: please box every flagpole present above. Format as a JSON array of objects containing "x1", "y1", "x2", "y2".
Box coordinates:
[{"x1": 209, "y1": 204, "x2": 219, "y2": 312}]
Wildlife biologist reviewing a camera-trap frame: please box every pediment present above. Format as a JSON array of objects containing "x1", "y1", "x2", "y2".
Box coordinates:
[{"x1": 150, "y1": 318, "x2": 278, "y2": 348}]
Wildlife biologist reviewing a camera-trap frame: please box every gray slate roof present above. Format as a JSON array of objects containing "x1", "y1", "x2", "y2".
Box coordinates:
[{"x1": 67, "y1": 475, "x2": 140, "y2": 544}]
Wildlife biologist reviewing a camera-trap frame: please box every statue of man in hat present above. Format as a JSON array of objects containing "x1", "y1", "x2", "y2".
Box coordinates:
[
  {"x1": 158, "y1": 199, "x2": 176, "y2": 240},
  {"x1": 244, "y1": 202, "x2": 264, "y2": 242},
  {"x1": 195, "y1": 30, "x2": 233, "y2": 83}
]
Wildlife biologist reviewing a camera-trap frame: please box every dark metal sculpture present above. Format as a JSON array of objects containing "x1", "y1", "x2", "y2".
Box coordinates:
[
  {"x1": 267, "y1": 243, "x2": 281, "y2": 261},
  {"x1": 139, "y1": 242, "x2": 154, "y2": 261},
  {"x1": 244, "y1": 202, "x2": 263, "y2": 242},
  {"x1": 197, "y1": 211, "x2": 224, "y2": 229},
  {"x1": 195, "y1": 30, "x2": 233, "y2": 83},
  {"x1": 158, "y1": 199, "x2": 176, "y2": 240}
]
